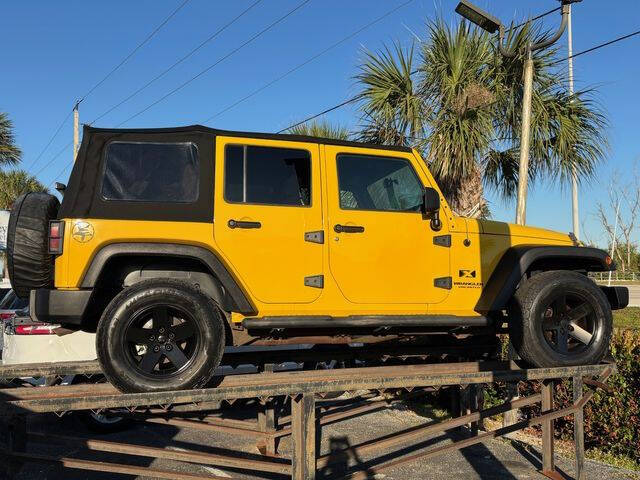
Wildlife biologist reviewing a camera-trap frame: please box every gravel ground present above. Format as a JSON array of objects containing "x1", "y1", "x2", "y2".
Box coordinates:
[{"x1": 9, "y1": 397, "x2": 637, "y2": 480}]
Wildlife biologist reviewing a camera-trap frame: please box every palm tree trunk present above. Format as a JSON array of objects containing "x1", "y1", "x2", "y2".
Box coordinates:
[{"x1": 439, "y1": 165, "x2": 487, "y2": 218}]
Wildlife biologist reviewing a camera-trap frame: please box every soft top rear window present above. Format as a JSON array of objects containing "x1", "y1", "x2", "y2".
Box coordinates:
[{"x1": 101, "y1": 142, "x2": 199, "y2": 203}]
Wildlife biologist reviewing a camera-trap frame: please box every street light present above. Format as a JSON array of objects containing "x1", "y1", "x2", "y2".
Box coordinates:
[
  {"x1": 455, "y1": 0, "x2": 578, "y2": 225},
  {"x1": 454, "y1": 1, "x2": 500, "y2": 34}
]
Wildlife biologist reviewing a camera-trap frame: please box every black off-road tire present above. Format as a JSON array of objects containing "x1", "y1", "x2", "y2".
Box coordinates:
[
  {"x1": 509, "y1": 270, "x2": 612, "y2": 367},
  {"x1": 96, "y1": 279, "x2": 225, "y2": 393},
  {"x1": 7, "y1": 192, "x2": 60, "y2": 298}
]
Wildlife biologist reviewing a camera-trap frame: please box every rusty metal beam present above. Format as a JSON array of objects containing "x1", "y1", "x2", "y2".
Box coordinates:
[
  {"x1": 139, "y1": 416, "x2": 268, "y2": 438},
  {"x1": 541, "y1": 380, "x2": 555, "y2": 476},
  {"x1": 3, "y1": 451, "x2": 231, "y2": 480},
  {"x1": 27, "y1": 431, "x2": 290, "y2": 474},
  {"x1": 341, "y1": 368, "x2": 613, "y2": 480},
  {"x1": 0, "y1": 360, "x2": 102, "y2": 379},
  {"x1": 292, "y1": 393, "x2": 316, "y2": 480},
  {"x1": 343, "y1": 401, "x2": 581, "y2": 480},
  {"x1": 318, "y1": 392, "x2": 542, "y2": 468},
  {"x1": 574, "y1": 375, "x2": 585, "y2": 480},
  {"x1": 0, "y1": 362, "x2": 614, "y2": 415}
]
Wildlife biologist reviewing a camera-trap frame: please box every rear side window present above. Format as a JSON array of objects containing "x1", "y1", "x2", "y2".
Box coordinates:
[
  {"x1": 224, "y1": 145, "x2": 311, "y2": 206},
  {"x1": 102, "y1": 142, "x2": 199, "y2": 202}
]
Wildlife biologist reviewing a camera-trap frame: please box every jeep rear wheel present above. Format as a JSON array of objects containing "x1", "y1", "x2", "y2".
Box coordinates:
[
  {"x1": 509, "y1": 270, "x2": 612, "y2": 367},
  {"x1": 96, "y1": 279, "x2": 225, "y2": 393}
]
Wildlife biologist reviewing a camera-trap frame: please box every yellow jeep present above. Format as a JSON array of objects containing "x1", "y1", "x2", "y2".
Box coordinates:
[{"x1": 7, "y1": 125, "x2": 628, "y2": 392}]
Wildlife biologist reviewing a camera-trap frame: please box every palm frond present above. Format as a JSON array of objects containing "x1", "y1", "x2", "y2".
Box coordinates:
[
  {"x1": 0, "y1": 169, "x2": 48, "y2": 210},
  {"x1": 0, "y1": 112, "x2": 22, "y2": 167},
  {"x1": 285, "y1": 120, "x2": 351, "y2": 140}
]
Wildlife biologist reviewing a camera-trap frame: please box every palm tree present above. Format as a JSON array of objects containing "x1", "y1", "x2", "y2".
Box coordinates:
[
  {"x1": 0, "y1": 112, "x2": 22, "y2": 167},
  {"x1": 355, "y1": 19, "x2": 607, "y2": 218},
  {"x1": 0, "y1": 170, "x2": 48, "y2": 210},
  {"x1": 286, "y1": 120, "x2": 350, "y2": 140}
]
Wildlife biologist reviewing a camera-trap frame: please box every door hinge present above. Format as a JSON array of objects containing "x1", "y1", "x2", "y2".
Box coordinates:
[
  {"x1": 434, "y1": 276, "x2": 452, "y2": 290},
  {"x1": 304, "y1": 231, "x2": 324, "y2": 244},
  {"x1": 304, "y1": 275, "x2": 324, "y2": 288},
  {"x1": 433, "y1": 234, "x2": 451, "y2": 247}
]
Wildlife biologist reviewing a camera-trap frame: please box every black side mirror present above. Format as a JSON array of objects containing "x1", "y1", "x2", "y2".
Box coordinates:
[{"x1": 423, "y1": 187, "x2": 442, "y2": 231}]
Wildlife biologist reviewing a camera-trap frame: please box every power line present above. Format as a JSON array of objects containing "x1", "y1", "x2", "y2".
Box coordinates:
[
  {"x1": 79, "y1": 0, "x2": 191, "y2": 103},
  {"x1": 116, "y1": 0, "x2": 311, "y2": 127},
  {"x1": 283, "y1": 25, "x2": 640, "y2": 132},
  {"x1": 510, "y1": 6, "x2": 561, "y2": 32},
  {"x1": 551, "y1": 28, "x2": 640, "y2": 66},
  {"x1": 24, "y1": 108, "x2": 73, "y2": 171},
  {"x1": 278, "y1": 97, "x2": 358, "y2": 133},
  {"x1": 203, "y1": 0, "x2": 413, "y2": 124},
  {"x1": 90, "y1": 0, "x2": 263, "y2": 125},
  {"x1": 26, "y1": 0, "x2": 189, "y2": 178},
  {"x1": 49, "y1": 160, "x2": 74, "y2": 189},
  {"x1": 32, "y1": 141, "x2": 72, "y2": 180}
]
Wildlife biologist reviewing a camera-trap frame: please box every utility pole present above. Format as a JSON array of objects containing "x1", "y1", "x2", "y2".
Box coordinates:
[
  {"x1": 568, "y1": 5, "x2": 580, "y2": 239},
  {"x1": 73, "y1": 100, "x2": 81, "y2": 162},
  {"x1": 455, "y1": 0, "x2": 576, "y2": 225},
  {"x1": 515, "y1": 52, "x2": 535, "y2": 225},
  {"x1": 513, "y1": 6, "x2": 570, "y2": 225}
]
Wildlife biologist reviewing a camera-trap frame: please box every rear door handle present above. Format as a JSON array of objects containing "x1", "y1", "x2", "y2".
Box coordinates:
[
  {"x1": 228, "y1": 219, "x2": 261, "y2": 229},
  {"x1": 334, "y1": 224, "x2": 364, "y2": 233}
]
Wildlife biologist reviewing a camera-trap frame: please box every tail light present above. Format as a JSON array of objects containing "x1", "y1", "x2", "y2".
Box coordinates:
[
  {"x1": 14, "y1": 323, "x2": 60, "y2": 335},
  {"x1": 48, "y1": 220, "x2": 64, "y2": 254},
  {"x1": 0, "y1": 312, "x2": 16, "y2": 322}
]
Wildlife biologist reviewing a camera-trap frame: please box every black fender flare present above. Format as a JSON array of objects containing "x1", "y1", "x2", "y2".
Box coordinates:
[
  {"x1": 80, "y1": 242, "x2": 255, "y2": 314},
  {"x1": 481, "y1": 245, "x2": 613, "y2": 311}
]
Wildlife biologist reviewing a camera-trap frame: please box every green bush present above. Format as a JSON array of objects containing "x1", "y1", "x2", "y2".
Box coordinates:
[
  {"x1": 485, "y1": 330, "x2": 640, "y2": 463},
  {"x1": 556, "y1": 329, "x2": 640, "y2": 462}
]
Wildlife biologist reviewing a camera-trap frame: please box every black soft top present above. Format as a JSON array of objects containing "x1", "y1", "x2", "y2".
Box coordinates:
[{"x1": 59, "y1": 125, "x2": 412, "y2": 222}]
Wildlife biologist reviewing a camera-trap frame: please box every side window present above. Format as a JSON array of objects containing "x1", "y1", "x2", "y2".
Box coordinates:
[
  {"x1": 337, "y1": 154, "x2": 424, "y2": 212},
  {"x1": 102, "y1": 142, "x2": 199, "y2": 202},
  {"x1": 224, "y1": 145, "x2": 311, "y2": 206}
]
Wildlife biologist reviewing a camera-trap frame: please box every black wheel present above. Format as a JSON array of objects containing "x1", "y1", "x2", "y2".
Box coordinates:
[
  {"x1": 96, "y1": 279, "x2": 225, "y2": 393},
  {"x1": 71, "y1": 375, "x2": 132, "y2": 433},
  {"x1": 76, "y1": 410, "x2": 132, "y2": 434},
  {"x1": 509, "y1": 270, "x2": 612, "y2": 367}
]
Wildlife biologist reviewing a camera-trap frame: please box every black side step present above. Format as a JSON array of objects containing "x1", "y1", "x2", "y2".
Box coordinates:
[{"x1": 242, "y1": 315, "x2": 488, "y2": 329}]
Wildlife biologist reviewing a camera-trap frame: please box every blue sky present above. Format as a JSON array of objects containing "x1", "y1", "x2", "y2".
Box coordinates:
[{"x1": 3, "y1": 0, "x2": 639, "y2": 246}]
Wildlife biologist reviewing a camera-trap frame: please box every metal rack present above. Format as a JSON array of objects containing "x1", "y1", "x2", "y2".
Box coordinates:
[{"x1": 0, "y1": 359, "x2": 614, "y2": 480}]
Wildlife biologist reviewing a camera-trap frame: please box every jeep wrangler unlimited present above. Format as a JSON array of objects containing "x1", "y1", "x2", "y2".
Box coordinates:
[{"x1": 7, "y1": 125, "x2": 628, "y2": 393}]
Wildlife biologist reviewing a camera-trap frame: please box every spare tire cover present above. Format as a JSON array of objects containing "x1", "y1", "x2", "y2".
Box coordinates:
[{"x1": 7, "y1": 192, "x2": 60, "y2": 299}]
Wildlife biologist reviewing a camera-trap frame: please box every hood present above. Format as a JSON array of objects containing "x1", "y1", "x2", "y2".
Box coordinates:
[{"x1": 477, "y1": 219, "x2": 574, "y2": 244}]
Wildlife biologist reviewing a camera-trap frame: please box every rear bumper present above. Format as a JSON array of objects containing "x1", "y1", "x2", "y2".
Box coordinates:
[
  {"x1": 30, "y1": 289, "x2": 92, "y2": 325},
  {"x1": 599, "y1": 286, "x2": 629, "y2": 310}
]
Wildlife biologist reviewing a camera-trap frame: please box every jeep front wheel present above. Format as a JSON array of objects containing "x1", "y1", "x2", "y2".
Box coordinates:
[
  {"x1": 96, "y1": 279, "x2": 225, "y2": 393},
  {"x1": 509, "y1": 270, "x2": 612, "y2": 367}
]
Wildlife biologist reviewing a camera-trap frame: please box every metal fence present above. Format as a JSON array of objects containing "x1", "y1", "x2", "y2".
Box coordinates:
[{"x1": 589, "y1": 271, "x2": 640, "y2": 282}]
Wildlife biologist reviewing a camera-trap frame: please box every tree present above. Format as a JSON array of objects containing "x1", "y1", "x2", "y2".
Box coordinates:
[
  {"x1": 595, "y1": 169, "x2": 640, "y2": 273},
  {"x1": 0, "y1": 170, "x2": 48, "y2": 210},
  {"x1": 0, "y1": 112, "x2": 22, "y2": 167},
  {"x1": 286, "y1": 120, "x2": 350, "y2": 140},
  {"x1": 354, "y1": 19, "x2": 607, "y2": 218}
]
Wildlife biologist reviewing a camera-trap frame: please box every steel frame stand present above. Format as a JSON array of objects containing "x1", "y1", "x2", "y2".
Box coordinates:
[{"x1": 0, "y1": 360, "x2": 612, "y2": 480}]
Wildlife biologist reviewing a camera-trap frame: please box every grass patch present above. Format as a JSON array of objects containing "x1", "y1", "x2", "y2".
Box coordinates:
[
  {"x1": 586, "y1": 448, "x2": 640, "y2": 473},
  {"x1": 613, "y1": 307, "x2": 640, "y2": 330}
]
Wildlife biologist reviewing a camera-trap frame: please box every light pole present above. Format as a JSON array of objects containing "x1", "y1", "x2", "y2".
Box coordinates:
[
  {"x1": 567, "y1": 5, "x2": 580, "y2": 240},
  {"x1": 455, "y1": 0, "x2": 578, "y2": 225}
]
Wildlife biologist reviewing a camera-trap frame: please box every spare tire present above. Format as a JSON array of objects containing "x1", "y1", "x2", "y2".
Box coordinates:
[{"x1": 7, "y1": 192, "x2": 60, "y2": 299}]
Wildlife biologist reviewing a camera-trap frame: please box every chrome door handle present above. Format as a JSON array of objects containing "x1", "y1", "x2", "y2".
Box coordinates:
[
  {"x1": 334, "y1": 224, "x2": 364, "y2": 233},
  {"x1": 228, "y1": 219, "x2": 261, "y2": 229}
]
